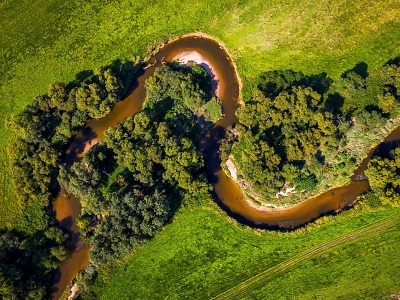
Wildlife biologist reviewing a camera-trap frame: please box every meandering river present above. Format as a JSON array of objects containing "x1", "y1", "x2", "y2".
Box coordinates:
[{"x1": 51, "y1": 34, "x2": 399, "y2": 298}]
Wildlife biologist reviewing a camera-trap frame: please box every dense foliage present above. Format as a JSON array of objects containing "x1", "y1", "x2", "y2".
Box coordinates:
[
  {"x1": 222, "y1": 70, "x2": 340, "y2": 198},
  {"x1": 0, "y1": 227, "x2": 69, "y2": 299},
  {"x1": 145, "y1": 64, "x2": 211, "y2": 111},
  {"x1": 2, "y1": 66, "x2": 130, "y2": 298},
  {"x1": 59, "y1": 65, "x2": 212, "y2": 266},
  {"x1": 145, "y1": 64, "x2": 223, "y2": 122},
  {"x1": 366, "y1": 147, "x2": 400, "y2": 207},
  {"x1": 8, "y1": 67, "x2": 124, "y2": 207},
  {"x1": 222, "y1": 62, "x2": 400, "y2": 202}
]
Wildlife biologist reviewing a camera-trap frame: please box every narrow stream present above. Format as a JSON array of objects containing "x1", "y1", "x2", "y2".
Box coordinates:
[{"x1": 51, "y1": 34, "x2": 400, "y2": 298}]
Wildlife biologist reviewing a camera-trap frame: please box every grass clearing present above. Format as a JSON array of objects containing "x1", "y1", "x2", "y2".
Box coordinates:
[{"x1": 245, "y1": 224, "x2": 400, "y2": 299}]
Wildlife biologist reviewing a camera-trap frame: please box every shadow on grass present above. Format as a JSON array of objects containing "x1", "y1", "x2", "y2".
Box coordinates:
[
  {"x1": 257, "y1": 69, "x2": 333, "y2": 98},
  {"x1": 342, "y1": 61, "x2": 369, "y2": 79},
  {"x1": 385, "y1": 56, "x2": 400, "y2": 67}
]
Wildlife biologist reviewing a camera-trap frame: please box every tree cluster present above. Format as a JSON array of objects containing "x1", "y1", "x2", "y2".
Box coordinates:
[
  {"x1": 377, "y1": 64, "x2": 400, "y2": 115},
  {"x1": 336, "y1": 63, "x2": 400, "y2": 117},
  {"x1": 365, "y1": 147, "x2": 400, "y2": 207},
  {"x1": 0, "y1": 227, "x2": 69, "y2": 299},
  {"x1": 145, "y1": 64, "x2": 211, "y2": 111},
  {"x1": 4, "y1": 66, "x2": 129, "y2": 298},
  {"x1": 222, "y1": 70, "x2": 340, "y2": 197},
  {"x1": 59, "y1": 65, "x2": 212, "y2": 265},
  {"x1": 335, "y1": 63, "x2": 400, "y2": 160},
  {"x1": 145, "y1": 64, "x2": 222, "y2": 122},
  {"x1": 8, "y1": 67, "x2": 124, "y2": 206},
  {"x1": 223, "y1": 60, "x2": 400, "y2": 200}
]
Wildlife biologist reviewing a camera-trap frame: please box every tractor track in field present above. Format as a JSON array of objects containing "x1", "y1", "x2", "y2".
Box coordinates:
[{"x1": 212, "y1": 214, "x2": 400, "y2": 300}]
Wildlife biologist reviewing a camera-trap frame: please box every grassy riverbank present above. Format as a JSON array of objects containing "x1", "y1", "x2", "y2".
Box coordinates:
[
  {"x1": 1, "y1": 0, "x2": 400, "y2": 229},
  {"x1": 81, "y1": 201, "x2": 400, "y2": 299}
]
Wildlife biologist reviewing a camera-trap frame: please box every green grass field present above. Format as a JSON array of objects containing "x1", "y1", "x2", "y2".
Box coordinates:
[
  {"x1": 1, "y1": 0, "x2": 400, "y2": 298},
  {"x1": 96, "y1": 202, "x2": 400, "y2": 299},
  {"x1": 214, "y1": 215, "x2": 400, "y2": 299}
]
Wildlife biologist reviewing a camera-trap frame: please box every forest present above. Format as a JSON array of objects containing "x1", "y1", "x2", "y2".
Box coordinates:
[{"x1": 221, "y1": 62, "x2": 400, "y2": 205}]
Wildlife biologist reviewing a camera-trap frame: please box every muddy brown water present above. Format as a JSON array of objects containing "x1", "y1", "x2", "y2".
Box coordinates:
[{"x1": 51, "y1": 35, "x2": 400, "y2": 298}]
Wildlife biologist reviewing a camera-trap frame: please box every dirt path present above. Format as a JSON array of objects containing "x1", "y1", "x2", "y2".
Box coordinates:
[{"x1": 212, "y1": 214, "x2": 400, "y2": 300}]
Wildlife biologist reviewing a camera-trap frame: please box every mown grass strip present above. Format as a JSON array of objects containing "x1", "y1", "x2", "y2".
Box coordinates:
[{"x1": 213, "y1": 214, "x2": 400, "y2": 300}]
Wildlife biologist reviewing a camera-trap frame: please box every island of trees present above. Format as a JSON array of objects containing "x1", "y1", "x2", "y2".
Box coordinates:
[{"x1": 221, "y1": 62, "x2": 400, "y2": 206}]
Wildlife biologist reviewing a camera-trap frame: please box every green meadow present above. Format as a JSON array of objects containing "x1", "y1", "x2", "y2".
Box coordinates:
[
  {"x1": 1, "y1": 0, "x2": 400, "y2": 298},
  {"x1": 93, "y1": 203, "x2": 400, "y2": 299}
]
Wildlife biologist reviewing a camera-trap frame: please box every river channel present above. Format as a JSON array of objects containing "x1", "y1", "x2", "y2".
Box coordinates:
[{"x1": 51, "y1": 34, "x2": 399, "y2": 298}]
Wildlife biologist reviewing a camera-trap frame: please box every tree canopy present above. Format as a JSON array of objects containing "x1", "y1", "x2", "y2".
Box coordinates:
[
  {"x1": 0, "y1": 227, "x2": 69, "y2": 299},
  {"x1": 366, "y1": 147, "x2": 400, "y2": 207},
  {"x1": 145, "y1": 64, "x2": 222, "y2": 121},
  {"x1": 59, "y1": 64, "x2": 213, "y2": 266},
  {"x1": 222, "y1": 62, "x2": 400, "y2": 203},
  {"x1": 223, "y1": 70, "x2": 340, "y2": 198},
  {"x1": 3, "y1": 65, "x2": 131, "y2": 298}
]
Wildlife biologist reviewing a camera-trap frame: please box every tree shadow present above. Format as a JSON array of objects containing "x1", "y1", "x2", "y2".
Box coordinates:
[
  {"x1": 342, "y1": 61, "x2": 369, "y2": 79},
  {"x1": 385, "y1": 55, "x2": 400, "y2": 67},
  {"x1": 49, "y1": 272, "x2": 61, "y2": 297},
  {"x1": 290, "y1": 159, "x2": 306, "y2": 170},
  {"x1": 199, "y1": 62, "x2": 218, "y2": 100},
  {"x1": 372, "y1": 139, "x2": 400, "y2": 159},
  {"x1": 262, "y1": 125, "x2": 286, "y2": 160},
  {"x1": 57, "y1": 216, "x2": 76, "y2": 236},
  {"x1": 75, "y1": 70, "x2": 94, "y2": 83},
  {"x1": 307, "y1": 72, "x2": 332, "y2": 94},
  {"x1": 196, "y1": 114, "x2": 214, "y2": 136},
  {"x1": 324, "y1": 92, "x2": 345, "y2": 114},
  {"x1": 64, "y1": 70, "x2": 94, "y2": 90},
  {"x1": 148, "y1": 96, "x2": 175, "y2": 117},
  {"x1": 257, "y1": 70, "x2": 333, "y2": 98},
  {"x1": 198, "y1": 124, "x2": 226, "y2": 184},
  {"x1": 108, "y1": 59, "x2": 143, "y2": 97},
  {"x1": 315, "y1": 149, "x2": 325, "y2": 164}
]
